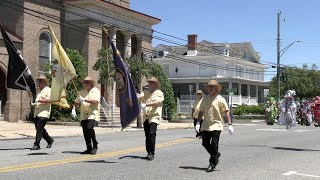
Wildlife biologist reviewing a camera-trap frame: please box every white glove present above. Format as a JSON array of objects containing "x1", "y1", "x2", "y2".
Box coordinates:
[
  {"x1": 79, "y1": 96, "x2": 86, "y2": 103},
  {"x1": 30, "y1": 99, "x2": 38, "y2": 106},
  {"x1": 26, "y1": 86, "x2": 31, "y2": 92},
  {"x1": 136, "y1": 93, "x2": 140, "y2": 98},
  {"x1": 195, "y1": 122, "x2": 200, "y2": 132},
  {"x1": 228, "y1": 125, "x2": 234, "y2": 135},
  {"x1": 71, "y1": 107, "x2": 77, "y2": 118},
  {"x1": 140, "y1": 103, "x2": 146, "y2": 109}
]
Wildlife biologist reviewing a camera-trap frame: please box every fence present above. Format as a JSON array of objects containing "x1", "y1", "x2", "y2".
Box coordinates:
[{"x1": 177, "y1": 95, "x2": 259, "y2": 113}]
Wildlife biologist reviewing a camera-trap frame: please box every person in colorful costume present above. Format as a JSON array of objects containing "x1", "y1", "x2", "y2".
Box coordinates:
[
  {"x1": 278, "y1": 90, "x2": 297, "y2": 129},
  {"x1": 312, "y1": 96, "x2": 320, "y2": 127},
  {"x1": 264, "y1": 97, "x2": 278, "y2": 125}
]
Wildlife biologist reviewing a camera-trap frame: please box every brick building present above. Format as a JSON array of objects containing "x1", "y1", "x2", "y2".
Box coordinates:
[{"x1": 0, "y1": 0, "x2": 160, "y2": 122}]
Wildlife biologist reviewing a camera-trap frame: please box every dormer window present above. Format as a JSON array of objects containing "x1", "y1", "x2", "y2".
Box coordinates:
[{"x1": 225, "y1": 49, "x2": 230, "y2": 56}]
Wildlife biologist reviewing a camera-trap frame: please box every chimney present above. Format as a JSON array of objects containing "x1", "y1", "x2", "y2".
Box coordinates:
[{"x1": 187, "y1": 34, "x2": 197, "y2": 56}]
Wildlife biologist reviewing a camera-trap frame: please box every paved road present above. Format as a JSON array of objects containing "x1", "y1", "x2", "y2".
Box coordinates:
[{"x1": 0, "y1": 123, "x2": 320, "y2": 180}]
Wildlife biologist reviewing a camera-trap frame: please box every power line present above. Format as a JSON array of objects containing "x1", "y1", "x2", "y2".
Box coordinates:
[
  {"x1": 39, "y1": 0, "x2": 269, "y2": 64},
  {"x1": 1, "y1": 0, "x2": 273, "y2": 76}
]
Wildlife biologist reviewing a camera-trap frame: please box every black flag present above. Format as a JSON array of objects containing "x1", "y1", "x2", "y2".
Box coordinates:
[{"x1": 0, "y1": 26, "x2": 36, "y2": 102}]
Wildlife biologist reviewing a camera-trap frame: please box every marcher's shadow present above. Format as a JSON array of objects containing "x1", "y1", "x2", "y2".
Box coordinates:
[
  {"x1": 273, "y1": 147, "x2": 320, "y2": 152},
  {"x1": 83, "y1": 160, "x2": 117, "y2": 164},
  {"x1": 27, "y1": 153, "x2": 50, "y2": 156},
  {"x1": 61, "y1": 151, "x2": 82, "y2": 154},
  {"x1": 179, "y1": 166, "x2": 208, "y2": 171},
  {"x1": 118, "y1": 155, "x2": 146, "y2": 160},
  {"x1": 0, "y1": 148, "x2": 30, "y2": 151}
]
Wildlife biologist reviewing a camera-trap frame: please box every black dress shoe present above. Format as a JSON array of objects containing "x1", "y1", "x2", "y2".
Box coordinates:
[
  {"x1": 46, "y1": 139, "x2": 54, "y2": 148},
  {"x1": 206, "y1": 164, "x2": 215, "y2": 172},
  {"x1": 30, "y1": 145, "x2": 40, "y2": 150},
  {"x1": 214, "y1": 152, "x2": 221, "y2": 166},
  {"x1": 91, "y1": 148, "x2": 98, "y2": 155},
  {"x1": 147, "y1": 153, "x2": 154, "y2": 161},
  {"x1": 80, "y1": 150, "x2": 92, "y2": 154}
]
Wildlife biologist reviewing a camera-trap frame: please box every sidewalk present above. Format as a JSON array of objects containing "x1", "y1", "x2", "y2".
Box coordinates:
[
  {"x1": 0, "y1": 120, "x2": 261, "y2": 140},
  {"x1": 0, "y1": 121, "x2": 194, "y2": 140}
]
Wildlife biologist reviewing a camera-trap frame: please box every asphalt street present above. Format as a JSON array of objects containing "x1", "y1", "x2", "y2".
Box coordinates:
[{"x1": 0, "y1": 122, "x2": 320, "y2": 180}]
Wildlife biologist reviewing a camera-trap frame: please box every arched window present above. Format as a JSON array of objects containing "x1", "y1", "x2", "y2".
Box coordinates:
[{"x1": 39, "y1": 32, "x2": 52, "y2": 75}]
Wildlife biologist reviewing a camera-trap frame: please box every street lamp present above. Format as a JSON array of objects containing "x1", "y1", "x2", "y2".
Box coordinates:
[
  {"x1": 280, "y1": 40, "x2": 303, "y2": 57},
  {"x1": 276, "y1": 40, "x2": 302, "y2": 103}
]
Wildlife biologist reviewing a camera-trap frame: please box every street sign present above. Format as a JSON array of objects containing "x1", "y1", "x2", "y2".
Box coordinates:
[
  {"x1": 227, "y1": 88, "x2": 237, "y2": 93},
  {"x1": 229, "y1": 92, "x2": 234, "y2": 96}
]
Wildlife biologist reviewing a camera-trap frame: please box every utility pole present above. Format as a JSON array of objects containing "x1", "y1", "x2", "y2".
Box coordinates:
[{"x1": 276, "y1": 11, "x2": 281, "y2": 103}]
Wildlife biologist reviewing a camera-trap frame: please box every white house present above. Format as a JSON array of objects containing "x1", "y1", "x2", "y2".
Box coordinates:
[{"x1": 153, "y1": 34, "x2": 269, "y2": 113}]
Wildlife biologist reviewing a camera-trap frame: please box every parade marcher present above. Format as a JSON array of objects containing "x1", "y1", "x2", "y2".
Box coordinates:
[
  {"x1": 31, "y1": 75, "x2": 54, "y2": 150},
  {"x1": 313, "y1": 96, "x2": 320, "y2": 127},
  {"x1": 197, "y1": 80, "x2": 233, "y2": 172},
  {"x1": 192, "y1": 90, "x2": 204, "y2": 137},
  {"x1": 140, "y1": 77, "x2": 164, "y2": 161},
  {"x1": 72, "y1": 77, "x2": 100, "y2": 155},
  {"x1": 264, "y1": 97, "x2": 277, "y2": 125},
  {"x1": 278, "y1": 90, "x2": 297, "y2": 129},
  {"x1": 301, "y1": 99, "x2": 312, "y2": 126}
]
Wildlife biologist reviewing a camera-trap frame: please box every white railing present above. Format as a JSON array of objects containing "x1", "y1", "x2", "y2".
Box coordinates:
[
  {"x1": 101, "y1": 97, "x2": 110, "y2": 119},
  {"x1": 179, "y1": 95, "x2": 196, "y2": 101},
  {"x1": 177, "y1": 95, "x2": 259, "y2": 113}
]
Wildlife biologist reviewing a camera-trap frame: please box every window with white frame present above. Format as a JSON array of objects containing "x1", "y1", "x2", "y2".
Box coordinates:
[
  {"x1": 236, "y1": 65, "x2": 241, "y2": 77},
  {"x1": 39, "y1": 32, "x2": 52, "y2": 75},
  {"x1": 224, "y1": 64, "x2": 229, "y2": 76}
]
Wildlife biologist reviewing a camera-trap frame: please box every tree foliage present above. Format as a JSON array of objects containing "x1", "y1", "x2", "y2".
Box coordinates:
[
  {"x1": 269, "y1": 64, "x2": 320, "y2": 99},
  {"x1": 93, "y1": 48, "x2": 114, "y2": 84},
  {"x1": 44, "y1": 49, "x2": 87, "y2": 121},
  {"x1": 147, "y1": 63, "x2": 177, "y2": 118}
]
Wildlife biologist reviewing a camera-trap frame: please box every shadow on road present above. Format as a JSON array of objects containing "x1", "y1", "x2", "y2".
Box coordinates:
[
  {"x1": 222, "y1": 144, "x2": 320, "y2": 152},
  {"x1": 83, "y1": 160, "x2": 117, "y2": 164},
  {"x1": 27, "y1": 152, "x2": 50, "y2": 156},
  {"x1": 62, "y1": 151, "x2": 82, "y2": 154},
  {"x1": 273, "y1": 147, "x2": 320, "y2": 152},
  {"x1": 0, "y1": 148, "x2": 30, "y2": 151},
  {"x1": 118, "y1": 155, "x2": 146, "y2": 160},
  {"x1": 179, "y1": 166, "x2": 207, "y2": 171}
]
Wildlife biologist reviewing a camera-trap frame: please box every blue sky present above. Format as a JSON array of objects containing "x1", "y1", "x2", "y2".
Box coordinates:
[{"x1": 131, "y1": 0, "x2": 320, "y2": 80}]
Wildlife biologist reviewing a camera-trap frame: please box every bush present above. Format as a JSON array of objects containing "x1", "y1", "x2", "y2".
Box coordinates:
[{"x1": 233, "y1": 105, "x2": 264, "y2": 115}]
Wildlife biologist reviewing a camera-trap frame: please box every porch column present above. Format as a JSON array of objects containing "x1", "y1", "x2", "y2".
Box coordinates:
[
  {"x1": 108, "y1": 27, "x2": 117, "y2": 48},
  {"x1": 247, "y1": 84, "x2": 251, "y2": 105},
  {"x1": 256, "y1": 85, "x2": 259, "y2": 104},
  {"x1": 228, "y1": 80, "x2": 232, "y2": 107},
  {"x1": 123, "y1": 31, "x2": 132, "y2": 59},
  {"x1": 238, "y1": 83, "x2": 242, "y2": 104},
  {"x1": 196, "y1": 82, "x2": 199, "y2": 91}
]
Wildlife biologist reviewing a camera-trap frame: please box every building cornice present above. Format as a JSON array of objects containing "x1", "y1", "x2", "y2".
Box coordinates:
[{"x1": 64, "y1": 0, "x2": 161, "y2": 25}]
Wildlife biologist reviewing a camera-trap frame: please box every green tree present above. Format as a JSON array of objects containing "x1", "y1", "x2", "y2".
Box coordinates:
[
  {"x1": 125, "y1": 56, "x2": 150, "y2": 127},
  {"x1": 269, "y1": 64, "x2": 320, "y2": 99},
  {"x1": 93, "y1": 48, "x2": 114, "y2": 104},
  {"x1": 44, "y1": 49, "x2": 87, "y2": 121},
  {"x1": 147, "y1": 63, "x2": 177, "y2": 119}
]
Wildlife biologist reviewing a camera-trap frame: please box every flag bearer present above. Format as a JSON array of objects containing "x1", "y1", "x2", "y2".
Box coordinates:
[
  {"x1": 193, "y1": 90, "x2": 204, "y2": 137},
  {"x1": 197, "y1": 80, "x2": 234, "y2": 172},
  {"x1": 72, "y1": 77, "x2": 100, "y2": 155},
  {"x1": 140, "y1": 77, "x2": 164, "y2": 161},
  {"x1": 31, "y1": 75, "x2": 54, "y2": 150}
]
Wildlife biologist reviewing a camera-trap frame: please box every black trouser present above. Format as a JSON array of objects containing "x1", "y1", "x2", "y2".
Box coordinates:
[
  {"x1": 81, "y1": 119, "x2": 98, "y2": 150},
  {"x1": 202, "y1": 130, "x2": 221, "y2": 164},
  {"x1": 34, "y1": 116, "x2": 53, "y2": 146},
  {"x1": 143, "y1": 120, "x2": 158, "y2": 155},
  {"x1": 193, "y1": 118, "x2": 203, "y2": 136}
]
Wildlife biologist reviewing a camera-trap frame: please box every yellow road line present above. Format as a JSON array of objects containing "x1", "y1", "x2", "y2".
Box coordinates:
[{"x1": 0, "y1": 138, "x2": 194, "y2": 174}]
